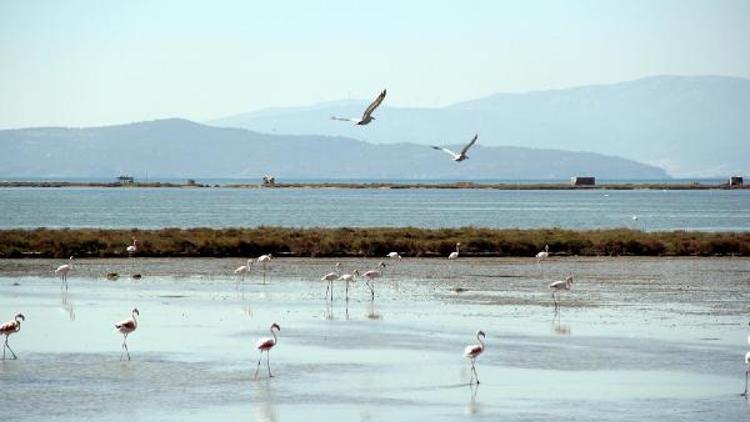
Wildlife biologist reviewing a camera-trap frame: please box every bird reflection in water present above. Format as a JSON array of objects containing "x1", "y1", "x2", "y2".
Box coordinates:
[{"x1": 60, "y1": 289, "x2": 75, "y2": 321}]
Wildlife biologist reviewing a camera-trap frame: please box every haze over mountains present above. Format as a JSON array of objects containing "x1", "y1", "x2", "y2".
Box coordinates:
[
  {"x1": 0, "y1": 119, "x2": 666, "y2": 180},
  {"x1": 212, "y1": 75, "x2": 750, "y2": 178}
]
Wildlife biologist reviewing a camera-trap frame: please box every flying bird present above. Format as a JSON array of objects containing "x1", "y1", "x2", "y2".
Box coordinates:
[
  {"x1": 115, "y1": 307, "x2": 139, "y2": 361},
  {"x1": 255, "y1": 323, "x2": 281, "y2": 379},
  {"x1": 331, "y1": 89, "x2": 386, "y2": 125},
  {"x1": 0, "y1": 313, "x2": 25, "y2": 360},
  {"x1": 464, "y1": 330, "x2": 486, "y2": 385},
  {"x1": 432, "y1": 134, "x2": 478, "y2": 162}
]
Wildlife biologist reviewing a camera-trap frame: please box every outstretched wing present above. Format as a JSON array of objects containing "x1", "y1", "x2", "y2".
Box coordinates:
[
  {"x1": 361, "y1": 89, "x2": 387, "y2": 120},
  {"x1": 459, "y1": 134, "x2": 478, "y2": 156},
  {"x1": 431, "y1": 145, "x2": 458, "y2": 157},
  {"x1": 331, "y1": 116, "x2": 359, "y2": 122}
]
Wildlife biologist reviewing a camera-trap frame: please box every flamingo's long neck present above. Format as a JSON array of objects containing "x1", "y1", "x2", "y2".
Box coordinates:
[
  {"x1": 271, "y1": 328, "x2": 278, "y2": 344},
  {"x1": 456, "y1": 245, "x2": 460, "y2": 254},
  {"x1": 70, "y1": 259, "x2": 74, "y2": 269},
  {"x1": 14, "y1": 317, "x2": 22, "y2": 331},
  {"x1": 476, "y1": 334, "x2": 485, "y2": 350},
  {"x1": 131, "y1": 312, "x2": 138, "y2": 326}
]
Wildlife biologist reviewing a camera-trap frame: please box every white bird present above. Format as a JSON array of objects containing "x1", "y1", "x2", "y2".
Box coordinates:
[
  {"x1": 464, "y1": 330, "x2": 486, "y2": 385},
  {"x1": 255, "y1": 323, "x2": 281, "y2": 379},
  {"x1": 126, "y1": 238, "x2": 139, "y2": 256},
  {"x1": 743, "y1": 351, "x2": 750, "y2": 397},
  {"x1": 536, "y1": 244, "x2": 550, "y2": 264},
  {"x1": 362, "y1": 262, "x2": 387, "y2": 300},
  {"x1": 338, "y1": 269, "x2": 360, "y2": 301},
  {"x1": 386, "y1": 252, "x2": 402, "y2": 260},
  {"x1": 632, "y1": 215, "x2": 639, "y2": 221},
  {"x1": 549, "y1": 274, "x2": 574, "y2": 310},
  {"x1": 432, "y1": 134, "x2": 478, "y2": 162},
  {"x1": 322, "y1": 262, "x2": 342, "y2": 301},
  {"x1": 448, "y1": 243, "x2": 461, "y2": 260},
  {"x1": 234, "y1": 259, "x2": 253, "y2": 282},
  {"x1": 257, "y1": 254, "x2": 272, "y2": 283},
  {"x1": 54, "y1": 256, "x2": 74, "y2": 289},
  {"x1": 331, "y1": 89, "x2": 387, "y2": 125},
  {"x1": 115, "y1": 307, "x2": 139, "y2": 361}
]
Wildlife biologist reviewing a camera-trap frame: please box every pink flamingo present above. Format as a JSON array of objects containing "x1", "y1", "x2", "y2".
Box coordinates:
[
  {"x1": 548, "y1": 274, "x2": 574, "y2": 310},
  {"x1": 464, "y1": 330, "x2": 486, "y2": 384},
  {"x1": 115, "y1": 307, "x2": 139, "y2": 361},
  {"x1": 54, "y1": 256, "x2": 74, "y2": 289},
  {"x1": 126, "y1": 238, "x2": 139, "y2": 256},
  {"x1": 257, "y1": 254, "x2": 273, "y2": 283},
  {"x1": 255, "y1": 323, "x2": 281, "y2": 378},
  {"x1": 0, "y1": 313, "x2": 25, "y2": 360},
  {"x1": 338, "y1": 269, "x2": 360, "y2": 301},
  {"x1": 321, "y1": 262, "x2": 342, "y2": 301},
  {"x1": 234, "y1": 259, "x2": 254, "y2": 282},
  {"x1": 362, "y1": 262, "x2": 387, "y2": 300}
]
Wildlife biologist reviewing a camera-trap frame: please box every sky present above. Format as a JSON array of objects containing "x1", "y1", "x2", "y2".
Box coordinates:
[{"x1": 1, "y1": 0, "x2": 749, "y2": 129}]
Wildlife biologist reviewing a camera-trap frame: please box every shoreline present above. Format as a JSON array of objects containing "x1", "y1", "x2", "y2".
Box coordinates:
[
  {"x1": 0, "y1": 180, "x2": 747, "y2": 190},
  {"x1": 1, "y1": 227, "x2": 747, "y2": 258}
]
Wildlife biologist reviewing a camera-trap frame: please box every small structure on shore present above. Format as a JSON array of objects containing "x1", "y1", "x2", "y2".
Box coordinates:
[
  {"x1": 729, "y1": 176, "x2": 744, "y2": 187},
  {"x1": 262, "y1": 175, "x2": 276, "y2": 186},
  {"x1": 116, "y1": 175, "x2": 134, "y2": 185},
  {"x1": 570, "y1": 176, "x2": 596, "y2": 186}
]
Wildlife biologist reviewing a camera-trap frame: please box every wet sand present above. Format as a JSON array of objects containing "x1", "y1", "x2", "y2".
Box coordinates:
[{"x1": 1, "y1": 257, "x2": 749, "y2": 421}]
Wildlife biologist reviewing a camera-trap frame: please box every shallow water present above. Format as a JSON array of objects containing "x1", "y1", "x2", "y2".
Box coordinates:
[
  {"x1": 1, "y1": 257, "x2": 749, "y2": 421},
  {"x1": 1, "y1": 187, "x2": 749, "y2": 231}
]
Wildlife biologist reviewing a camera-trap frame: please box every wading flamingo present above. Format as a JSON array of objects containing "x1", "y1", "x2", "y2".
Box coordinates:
[
  {"x1": 55, "y1": 256, "x2": 74, "y2": 289},
  {"x1": 0, "y1": 313, "x2": 25, "y2": 360},
  {"x1": 449, "y1": 243, "x2": 461, "y2": 260},
  {"x1": 536, "y1": 244, "x2": 549, "y2": 264},
  {"x1": 255, "y1": 323, "x2": 281, "y2": 379},
  {"x1": 115, "y1": 307, "x2": 139, "y2": 361},
  {"x1": 338, "y1": 269, "x2": 360, "y2": 301},
  {"x1": 362, "y1": 262, "x2": 387, "y2": 300},
  {"x1": 257, "y1": 254, "x2": 273, "y2": 283},
  {"x1": 322, "y1": 262, "x2": 342, "y2": 301},
  {"x1": 126, "y1": 238, "x2": 139, "y2": 256},
  {"x1": 464, "y1": 330, "x2": 486, "y2": 384},
  {"x1": 743, "y1": 351, "x2": 750, "y2": 397},
  {"x1": 549, "y1": 274, "x2": 574, "y2": 310},
  {"x1": 234, "y1": 259, "x2": 253, "y2": 282},
  {"x1": 331, "y1": 89, "x2": 386, "y2": 126},
  {"x1": 387, "y1": 252, "x2": 402, "y2": 261}
]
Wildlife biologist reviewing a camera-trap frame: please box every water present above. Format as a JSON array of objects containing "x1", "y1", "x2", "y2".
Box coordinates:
[
  {"x1": 1, "y1": 187, "x2": 749, "y2": 231},
  {"x1": 1, "y1": 257, "x2": 748, "y2": 421}
]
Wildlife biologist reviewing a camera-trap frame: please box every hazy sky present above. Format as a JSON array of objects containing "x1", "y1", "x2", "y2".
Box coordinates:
[{"x1": 1, "y1": 0, "x2": 748, "y2": 129}]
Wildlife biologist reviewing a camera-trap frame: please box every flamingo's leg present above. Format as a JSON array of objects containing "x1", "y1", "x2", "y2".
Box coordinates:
[
  {"x1": 5, "y1": 339, "x2": 17, "y2": 360},
  {"x1": 325, "y1": 282, "x2": 330, "y2": 301},
  {"x1": 471, "y1": 361, "x2": 480, "y2": 384},
  {"x1": 2, "y1": 337, "x2": 6, "y2": 360},
  {"x1": 267, "y1": 351, "x2": 273, "y2": 377},
  {"x1": 743, "y1": 368, "x2": 749, "y2": 397},
  {"x1": 254, "y1": 351, "x2": 263, "y2": 379}
]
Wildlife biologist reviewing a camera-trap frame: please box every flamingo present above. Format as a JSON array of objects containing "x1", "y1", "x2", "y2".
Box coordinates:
[
  {"x1": 331, "y1": 89, "x2": 386, "y2": 125},
  {"x1": 254, "y1": 323, "x2": 281, "y2": 379},
  {"x1": 0, "y1": 313, "x2": 25, "y2": 360},
  {"x1": 449, "y1": 243, "x2": 461, "y2": 260},
  {"x1": 549, "y1": 274, "x2": 574, "y2": 310},
  {"x1": 126, "y1": 238, "x2": 139, "y2": 256},
  {"x1": 362, "y1": 262, "x2": 387, "y2": 300},
  {"x1": 234, "y1": 259, "x2": 254, "y2": 282},
  {"x1": 338, "y1": 269, "x2": 360, "y2": 301},
  {"x1": 257, "y1": 254, "x2": 273, "y2": 283},
  {"x1": 322, "y1": 262, "x2": 342, "y2": 301},
  {"x1": 432, "y1": 134, "x2": 478, "y2": 162},
  {"x1": 54, "y1": 256, "x2": 74, "y2": 289},
  {"x1": 464, "y1": 330, "x2": 486, "y2": 385},
  {"x1": 536, "y1": 244, "x2": 550, "y2": 264},
  {"x1": 743, "y1": 351, "x2": 750, "y2": 397},
  {"x1": 386, "y1": 252, "x2": 402, "y2": 261},
  {"x1": 115, "y1": 307, "x2": 139, "y2": 361}
]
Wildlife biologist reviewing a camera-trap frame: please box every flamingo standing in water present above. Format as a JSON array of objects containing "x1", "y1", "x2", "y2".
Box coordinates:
[
  {"x1": 743, "y1": 351, "x2": 750, "y2": 397},
  {"x1": 0, "y1": 313, "x2": 25, "y2": 360},
  {"x1": 255, "y1": 323, "x2": 281, "y2": 379},
  {"x1": 322, "y1": 262, "x2": 342, "y2": 301},
  {"x1": 386, "y1": 252, "x2": 402, "y2": 261},
  {"x1": 126, "y1": 238, "x2": 139, "y2": 256},
  {"x1": 234, "y1": 259, "x2": 253, "y2": 282},
  {"x1": 55, "y1": 256, "x2": 74, "y2": 289},
  {"x1": 449, "y1": 243, "x2": 461, "y2": 260},
  {"x1": 338, "y1": 269, "x2": 360, "y2": 301},
  {"x1": 115, "y1": 307, "x2": 139, "y2": 361},
  {"x1": 363, "y1": 262, "x2": 387, "y2": 300},
  {"x1": 464, "y1": 330, "x2": 486, "y2": 384},
  {"x1": 257, "y1": 254, "x2": 273, "y2": 283},
  {"x1": 549, "y1": 274, "x2": 574, "y2": 310},
  {"x1": 536, "y1": 244, "x2": 549, "y2": 264}
]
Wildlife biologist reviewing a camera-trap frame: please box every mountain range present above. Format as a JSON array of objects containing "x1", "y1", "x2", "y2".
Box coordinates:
[
  {"x1": 212, "y1": 75, "x2": 750, "y2": 178},
  {"x1": 0, "y1": 119, "x2": 666, "y2": 180}
]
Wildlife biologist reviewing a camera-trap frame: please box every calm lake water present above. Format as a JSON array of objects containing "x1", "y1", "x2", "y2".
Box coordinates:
[{"x1": 1, "y1": 187, "x2": 749, "y2": 231}]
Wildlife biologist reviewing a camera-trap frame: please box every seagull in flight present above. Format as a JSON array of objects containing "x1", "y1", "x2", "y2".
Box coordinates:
[
  {"x1": 431, "y1": 134, "x2": 478, "y2": 162},
  {"x1": 331, "y1": 89, "x2": 387, "y2": 126}
]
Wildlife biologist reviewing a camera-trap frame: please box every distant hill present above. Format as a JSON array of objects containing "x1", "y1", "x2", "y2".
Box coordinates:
[
  {"x1": 0, "y1": 119, "x2": 667, "y2": 180},
  {"x1": 211, "y1": 75, "x2": 750, "y2": 178}
]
